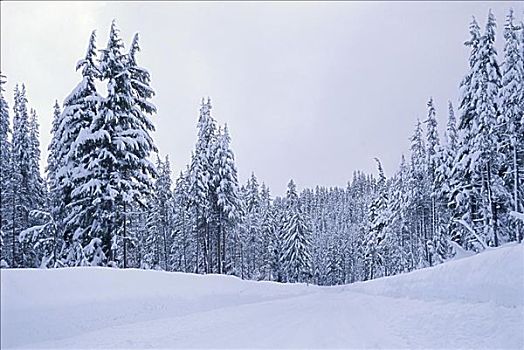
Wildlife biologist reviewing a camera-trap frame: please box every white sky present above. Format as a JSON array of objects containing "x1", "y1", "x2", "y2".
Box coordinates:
[{"x1": 1, "y1": 1, "x2": 522, "y2": 196}]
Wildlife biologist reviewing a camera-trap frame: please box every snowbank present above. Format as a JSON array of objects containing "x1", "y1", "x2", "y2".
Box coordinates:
[
  {"x1": 1, "y1": 244, "x2": 523, "y2": 349},
  {"x1": 344, "y1": 242, "x2": 524, "y2": 308}
]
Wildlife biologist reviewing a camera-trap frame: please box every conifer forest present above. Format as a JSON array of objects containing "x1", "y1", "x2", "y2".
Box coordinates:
[{"x1": 1, "y1": 8, "x2": 524, "y2": 289}]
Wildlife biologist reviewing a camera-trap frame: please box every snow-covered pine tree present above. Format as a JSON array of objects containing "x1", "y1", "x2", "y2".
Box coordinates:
[
  {"x1": 144, "y1": 156, "x2": 173, "y2": 270},
  {"x1": 449, "y1": 17, "x2": 484, "y2": 249},
  {"x1": 40, "y1": 100, "x2": 67, "y2": 267},
  {"x1": 449, "y1": 11, "x2": 515, "y2": 250},
  {"x1": 268, "y1": 196, "x2": 286, "y2": 282},
  {"x1": 117, "y1": 33, "x2": 160, "y2": 269},
  {"x1": 446, "y1": 101, "x2": 458, "y2": 151},
  {"x1": 469, "y1": 11, "x2": 510, "y2": 247},
  {"x1": 425, "y1": 98, "x2": 439, "y2": 264},
  {"x1": 28, "y1": 109, "x2": 46, "y2": 211},
  {"x1": 127, "y1": 204, "x2": 149, "y2": 269},
  {"x1": 47, "y1": 100, "x2": 61, "y2": 214},
  {"x1": 347, "y1": 171, "x2": 373, "y2": 281},
  {"x1": 55, "y1": 30, "x2": 102, "y2": 266},
  {"x1": 307, "y1": 186, "x2": 328, "y2": 285},
  {"x1": 499, "y1": 8, "x2": 524, "y2": 242},
  {"x1": 424, "y1": 98, "x2": 450, "y2": 264},
  {"x1": 325, "y1": 207, "x2": 347, "y2": 284},
  {"x1": 326, "y1": 239, "x2": 343, "y2": 285},
  {"x1": 19, "y1": 108, "x2": 52, "y2": 268},
  {"x1": 125, "y1": 32, "x2": 158, "y2": 228},
  {"x1": 364, "y1": 159, "x2": 388, "y2": 280},
  {"x1": 397, "y1": 154, "x2": 414, "y2": 271},
  {"x1": 0, "y1": 73, "x2": 12, "y2": 267},
  {"x1": 188, "y1": 98, "x2": 217, "y2": 273},
  {"x1": 188, "y1": 150, "x2": 204, "y2": 273},
  {"x1": 383, "y1": 156, "x2": 411, "y2": 275},
  {"x1": 144, "y1": 159, "x2": 163, "y2": 270},
  {"x1": 242, "y1": 172, "x2": 262, "y2": 278},
  {"x1": 18, "y1": 209, "x2": 59, "y2": 268},
  {"x1": 408, "y1": 119, "x2": 431, "y2": 266},
  {"x1": 171, "y1": 169, "x2": 194, "y2": 272},
  {"x1": 425, "y1": 98, "x2": 440, "y2": 175},
  {"x1": 458, "y1": 17, "x2": 482, "y2": 132},
  {"x1": 258, "y1": 183, "x2": 274, "y2": 279},
  {"x1": 434, "y1": 101, "x2": 459, "y2": 259},
  {"x1": 159, "y1": 156, "x2": 174, "y2": 270},
  {"x1": 281, "y1": 179, "x2": 312, "y2": 283},
  {"x1": 450, "y1": 16, "x2": 486, "y2": 251},
  {"x1": 228, "y1": 183, "x2": 247, "y2": 278},
  {"x1": 212, "y1": 125, "x2": 242, "y2": 274},
  {"x1": 11, "y1": 84, "x2": 34, "y2": 267},
  {"x1": 72, "y1": 22, "x2": 157, "y2": 266}
]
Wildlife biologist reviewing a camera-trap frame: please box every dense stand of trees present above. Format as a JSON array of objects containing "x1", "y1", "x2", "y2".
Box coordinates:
[{"x1": 1, "y1": 11, "x2": 523, "y2": 286}]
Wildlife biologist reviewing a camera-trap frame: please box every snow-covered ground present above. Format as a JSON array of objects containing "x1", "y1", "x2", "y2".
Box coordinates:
[{"x1": 2, "y1": 244, "x2": 523, "y2": 349}]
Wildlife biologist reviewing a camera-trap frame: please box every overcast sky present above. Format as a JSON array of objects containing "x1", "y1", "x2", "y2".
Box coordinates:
[{"x1": 1, "y1": 1, "x2": 522, "y2": 196}]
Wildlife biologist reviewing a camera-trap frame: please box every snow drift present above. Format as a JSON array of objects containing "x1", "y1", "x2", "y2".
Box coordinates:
[{"x1": 1, "y1": 243, "x2": 523, "y2": 349}]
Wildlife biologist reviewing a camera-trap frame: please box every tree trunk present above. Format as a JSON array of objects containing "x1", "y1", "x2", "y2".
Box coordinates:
[
  {"x1": 513, "y1": 139, "x2": 521, "y2": 243},
  {"x1": 12, "y1": 190, "x2": 17, "y2": 268},
  {"x1": 240, "y1": 241, "x2": 244, "y2": 279},
  {"x1": 221, "y1": 224, "x2": 226, "y2": 274},
  {"x1": 422, "y1": 210, "x2": 429, "y2": 265},
  {"x1": 486, "y1": 161, "x2": 498, "y2": 247},
  {"x1": 182, "y1": 210, "x2": 187, "y2": 272},
  {"x1": 195, "y1": 221, "x2": 200, "y2": 274},
  {"x1": 204, "y1": 220, "x2": 210, "y2": 274},
  {"x1": 430, "y1": 197, "x2": 436, "y2": 267},
  {"x1": 163, "y1": 226, "x2": 168, "y2": 271},
  {"x1": 123, "y1": 202, "x2": 127, "y2": 269},
  {"x1": 217, "y1": 216, "x2": 222, "y2": 274},
  {"x1": 53, "y1": 222, "x2": 57, "y2": 267}
]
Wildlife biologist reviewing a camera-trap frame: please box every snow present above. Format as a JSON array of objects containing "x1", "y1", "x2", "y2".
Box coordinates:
[
  {"x1": 511, "y1": 211, "x2": 524, "y2": 221},
  {"x1": 2, "y1": 243, "x2": 523, "y2": 349}
]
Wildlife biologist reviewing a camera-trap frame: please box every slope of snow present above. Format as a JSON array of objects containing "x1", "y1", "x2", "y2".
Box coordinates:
[
  {"x1": 344, "y1": 243, "x2": 523, "y2": 308},
  {"x1": 1, "y1": 243, "x2": 523, "y2": 349}
]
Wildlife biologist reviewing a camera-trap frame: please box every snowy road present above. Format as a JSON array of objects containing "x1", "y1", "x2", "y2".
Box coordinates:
[{"x1": 2, "y1": 244, "x2": 523, "y2": 349}]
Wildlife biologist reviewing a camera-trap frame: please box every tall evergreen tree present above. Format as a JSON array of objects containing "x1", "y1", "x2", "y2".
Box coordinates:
[
  {"x1": 281, "y1": 179, "x2": 312, "y2": 283},
  {"x1": 171, "y1": 169, "x2": 193, "y2": 272},
  {"x1": 213, "y1": 125, "x2": 242, "y2": 274},
  {"x1": 0, "y1": 74, "x2": 12, "y2": 267},
  {"x1": 408, "y1": 119, "x2": 431, "y2": 266},
  {"x1": 446, "y1": 101, "x2": 458, "y2": 150},
  {"x1": 424, "y1": 98, "x2": 445, "y2": 265},
  {"x1": 47, "y1": 100, "x2": 62, "y2": 211},
  {"x1": 269, "y1": 196, "x2": 286, "y2": 282},
  {"x1": 18, "y1": 107, "x2": 50, "y2": 268},
  {"x1": 365, "y1": 159, "x2": 388, "y2": 279},
  {"x1": 56, "y1": 30, "x2": 102, "y2": 266},
  {"x1": 145, "y1": 156, "x2": 173, "y2": 270},
  {"x1": 11, "y1": 84, "x2": 33, "y2": 267},
  {"x1": 28, "y1": 108, "x2": 46, "y2": 210},
  {"x1": 451, "y1": 16, "x2": 487, "y2": 251},
  {"x1": 435, "y1": 101, "x2": 459, "y2": 259},
  {"x1": 258, "y1": 183, "x2": 274, "y2": 279},
  {"x1": 438, "y1": 102, "x2": 458, "y2": 213},
  {"x1": 71, "y1": 22, "x2": 157, "y2": 265},
  {"x1": 188, "y1": 97, "x2": 217, "y2": 273},
  {"x1": 242, "y1": 172, "x2": 262, "y2": 278},
  {"x1": 500, "y1": 9, "x2": 524, "y2": 242},
  {"x1": 470, "y1": 10, "x2": 508, "y2": 247}
]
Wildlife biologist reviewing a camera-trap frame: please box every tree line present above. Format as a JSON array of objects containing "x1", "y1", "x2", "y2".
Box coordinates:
[{"x1": 0, "y1": 10, "x2": 522, "y2": 286}]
